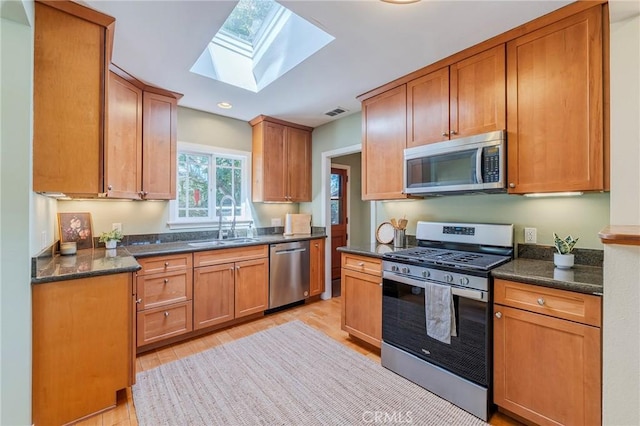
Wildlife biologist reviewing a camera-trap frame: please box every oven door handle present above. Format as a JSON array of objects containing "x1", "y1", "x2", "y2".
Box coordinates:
[{"x1": 383, "y1": 271, "x2": 488, "y2": 303}]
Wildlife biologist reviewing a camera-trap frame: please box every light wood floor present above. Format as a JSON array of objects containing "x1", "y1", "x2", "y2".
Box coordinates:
[{"x1": 75, "y1": 297, "x2": 522, "y2": 426}]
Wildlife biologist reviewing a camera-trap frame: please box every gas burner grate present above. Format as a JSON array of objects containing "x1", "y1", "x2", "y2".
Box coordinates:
[{"x1": 386, "y1": 247, "x2": 510, "y2": 271}]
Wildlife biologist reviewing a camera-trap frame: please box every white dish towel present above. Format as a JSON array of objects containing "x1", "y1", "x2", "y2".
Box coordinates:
[{"x1": 425, "y1": 282, "x2": 457, "y2": 344}]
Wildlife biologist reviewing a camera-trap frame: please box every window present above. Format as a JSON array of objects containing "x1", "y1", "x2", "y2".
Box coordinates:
[{"x1": 169, "y1": 142, "x2": 252, "y2": 229}]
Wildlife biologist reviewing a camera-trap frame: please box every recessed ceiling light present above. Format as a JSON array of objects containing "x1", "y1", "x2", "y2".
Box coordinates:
[{"x1": 217, "y1": 102, "x2": 233, "y2": 109}]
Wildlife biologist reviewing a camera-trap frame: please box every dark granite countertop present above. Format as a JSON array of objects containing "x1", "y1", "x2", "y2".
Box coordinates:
[
  {"x1": 124, "y1": 233, "x2": 326, "y2": 258},
  {"x1": 492, "y1": 259, "x2": 603, "y2": 296},
  {"x1": 32, "y1": 247, "x2": 141, "y2": 284},
  {"x1": 336, "y1": 243, "x2": 413, "y2": 259}
]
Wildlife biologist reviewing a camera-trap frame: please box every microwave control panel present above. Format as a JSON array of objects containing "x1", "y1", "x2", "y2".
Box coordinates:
[{"x1": 482, "y1": 146, "x2": 501, "y2": 183}]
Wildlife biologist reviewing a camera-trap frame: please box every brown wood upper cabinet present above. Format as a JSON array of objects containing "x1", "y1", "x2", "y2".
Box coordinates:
[
  {"x1": 251, "y1": 115, "x2": 313, "y2": 202},
  {"x1": 106, "y1": 67, "x2": 180, "y2": 200},
  {"x1": 506, "y1": 6, "x2": 605, "y2": 194},
  {"x1": 361, "y1": 85, "x2": 408, "y2": 200},
  {"x1": 33, "y1": 1, "x2": 114, "y2": 196},
  {"x1": 33, "y1": 1, "x2": 180, "y2": 199},
  {"x1": 407, "y1": 45, "x2": 506, "y2": 148}
]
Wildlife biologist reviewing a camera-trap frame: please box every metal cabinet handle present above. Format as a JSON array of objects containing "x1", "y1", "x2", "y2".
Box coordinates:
[
  {"x1": 537, "y1": 298, "x2": 545, "y2": 306},
  {"x1": 236, "y1": 266, "x2": 240, "y2": 270},
  {"x1": 509, "y1": 183, "x2": 516, "y2": 188},
  {"x1": 164, "y1": 278, "x2": 169, "y2": 284},
  {"x1": 164, "y1": 262, "x2": 169, "y2": 267},
  {"x1": 164, "y1": 311, "x2": 170, "y2": 317},
  {"x1": 358, "y1": 262, "x2": 365, "y2": 266},
  {"x1": 450, "y1": 130, "x2": 457, "y2": 135},
  {"x1": 107, "y1": 185, "x2": 113, "y2": 191},
  {"x1": 442, "y1": 132, "x2": 448, "y2": 137},
  {"x1": 230, "y1": 267, "x2": 234, "y2": 271},
  {"x1": 136, "y1": 298, "x2": 142, "y2": 304},
  {"x1": 495, "y1": 312, "x2": 502, "y2": 319}
]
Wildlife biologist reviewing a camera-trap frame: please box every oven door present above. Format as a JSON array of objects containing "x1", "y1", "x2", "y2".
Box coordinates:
[{"x1": 382, "y1": 272, "x2": 490, "y2": 387}]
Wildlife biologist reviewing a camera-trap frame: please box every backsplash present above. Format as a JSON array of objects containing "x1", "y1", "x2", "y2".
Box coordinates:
[{"x1": 517, "y1": 243, "x2": 603, "y2": 267}]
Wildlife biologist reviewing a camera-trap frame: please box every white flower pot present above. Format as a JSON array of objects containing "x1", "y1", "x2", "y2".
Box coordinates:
[
  {"x1": 554, "y1": 253, "x2": 574, "y2": 269},
  {"x1": 105, "y1": 240, "x2": 117, "y2": 249}
]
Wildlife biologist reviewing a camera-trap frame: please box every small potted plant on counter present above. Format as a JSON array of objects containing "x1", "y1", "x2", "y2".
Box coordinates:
[
  {"x1": 98, "y1": 229, "x2": 123, "y2": 249},
  {"x1": 553, "y1": 232, "x2": 579, "y2": 269}
]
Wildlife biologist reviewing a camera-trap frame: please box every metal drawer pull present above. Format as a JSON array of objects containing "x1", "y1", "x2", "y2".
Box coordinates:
[
  {"x1": 136, "y1": 298, "x2": 142, "y2": 304},
  {"x1": 164, "y1": 262, "x2": 169, "y2": 267},
  {"x1": 358, "y1": 262, "x2": 365, "y2": 266},
  {"x1": 164, "y1": 312, "x2": 170, "y2": 317},
  {"x1": 164, "y1": 279, "x2": 169, "y2": 284},
  {"x1": 495, "y1": 312, "x2": 502, "y2": 319},
  {"x1": 537, "y1": 298, "x2": 545, "y2": 306}
]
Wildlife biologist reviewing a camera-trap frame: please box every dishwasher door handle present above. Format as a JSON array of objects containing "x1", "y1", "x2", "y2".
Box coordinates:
[{"x1": 275, "y1": 248, "x2": 307, "y2": 255}]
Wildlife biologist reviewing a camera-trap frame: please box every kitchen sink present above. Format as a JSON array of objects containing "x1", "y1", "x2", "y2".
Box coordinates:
[
  {"x1": 188, "y1": 238, "x2": 260, "y2": 248},
  {"x1": 188, "y1": 241, "x2": 227, "y2": 248}
]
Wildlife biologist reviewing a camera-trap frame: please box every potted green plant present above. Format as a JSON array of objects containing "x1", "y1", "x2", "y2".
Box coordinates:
[
  {"x1": 553, "y1": 232, "x2": 579, "y2": 269},
  {"x1": 98, "y1": 229, "x2": 123, "y2": 249}
]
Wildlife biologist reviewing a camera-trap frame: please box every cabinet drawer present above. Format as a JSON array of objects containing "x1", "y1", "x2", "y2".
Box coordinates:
[
  {"x1": 194, "y1": 245, "x2": 268, "y2": 267},
  {"x1": 341, "y1": 253, "x2": 382, "y2": 276},
  {"x1": 137, "y1": 253, "x2": 192, "y2": 275},
  {"x1": 136, "y1": 301, "x2": 193, "y2": 347},
  {"x1": 494, "y1": 279, "x2": 601, "y2": 327},
  {"x1": 136, "y1": 270, "x2": 192, "y2": 311}
]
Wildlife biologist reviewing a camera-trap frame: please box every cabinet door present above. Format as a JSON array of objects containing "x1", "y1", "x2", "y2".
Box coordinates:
[
  {"x1": 506, "y1": 7, "x2": 603, "y2": 193},
  {"x1": 362, "y1": 85, "x2": 408, "y2": 200},
  {"x1": 287, "y1": 127, "x2": 312, "y2": 202},
  {"x1": 261, "y1": 121, "x2": 288, "y2": 202},
  {"x1": 193, "y1": 264, "x2": 235, "y2": 329},
  {"x1": 406, "y1": 67, "x2": 450, "y2": 147},
  {"x1": 142, "y1": 92, "x2": 177, "y2": 200},
  {"x1": 235, "y1": 258, "x2": 269, "y2": 318},
  {"x1": 32, "y1": 274, "x2": 131, "y2": 426},
  {"x1": 33, "y1": 2, "x2": 108, "y2": 194},
  {"x1": 341, "y1": 268, "x2": 382, "y2": 347},
  {"x1": 309, "y1": 238, "x2": 325, "y2": 296},
  {"x1": 450, "y1": 44, "x2": 506, "y2": 138},
  {"x1": 493, "y1": 305, "x2": 601, "y2": 425},
  {"x1": 106, "y1": 71, "x2": 143, "y2": 199}
]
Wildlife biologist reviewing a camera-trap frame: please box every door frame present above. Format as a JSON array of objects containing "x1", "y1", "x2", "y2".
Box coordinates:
[
  {"x1": 320, "y1": 143, "x2": 376, "y2": 299},
  {"x1": 330, "y1": 164, "x2": 350, "y2": 281}
]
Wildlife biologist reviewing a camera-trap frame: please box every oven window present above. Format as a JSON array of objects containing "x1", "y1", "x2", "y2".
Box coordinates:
[
  {"x1": 382, "y1": 280, "x2": 489, "y2": 387},
  {"x1": 406, "y1": 149, "x2": 478, "y2": 189}
]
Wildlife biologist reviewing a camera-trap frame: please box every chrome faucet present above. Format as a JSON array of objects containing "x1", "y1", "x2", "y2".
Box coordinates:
[{"x1": 218, "y1": 195, "x2": 237, "y2": 240}]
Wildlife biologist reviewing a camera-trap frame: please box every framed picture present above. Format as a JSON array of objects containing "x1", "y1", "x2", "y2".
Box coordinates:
[{"x1": 58, "y1": 212, "x2": 94, "y2": 250}]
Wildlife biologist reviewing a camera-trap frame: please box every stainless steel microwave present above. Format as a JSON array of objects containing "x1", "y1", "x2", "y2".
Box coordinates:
[{"x1": 404, "y1": 130, "x2": 506, "y2": 196}]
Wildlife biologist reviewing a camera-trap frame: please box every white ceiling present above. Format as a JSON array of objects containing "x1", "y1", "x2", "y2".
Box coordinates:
[{"x1": 84, "y1": 0, "x2": 578, "y2": 128}]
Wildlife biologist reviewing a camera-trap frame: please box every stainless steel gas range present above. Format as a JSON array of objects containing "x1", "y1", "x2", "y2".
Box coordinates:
[{"x1": 381, "y1": 221, "x2": 513, "y2": 421}]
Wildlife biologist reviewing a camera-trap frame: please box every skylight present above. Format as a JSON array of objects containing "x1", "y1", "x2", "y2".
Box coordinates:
[{"x1": 191, "y1": 0, "x2": 334, "y2": 93}]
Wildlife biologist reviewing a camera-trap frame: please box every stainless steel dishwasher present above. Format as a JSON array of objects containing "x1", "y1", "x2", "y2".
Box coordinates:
[{"x1": 269, "y1": 241, "x2": 310, "y2": 309}]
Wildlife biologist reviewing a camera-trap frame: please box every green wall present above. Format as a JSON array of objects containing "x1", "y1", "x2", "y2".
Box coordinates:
[{"x1": 1, "y1": 4, "x2": 34, "y2": 424}]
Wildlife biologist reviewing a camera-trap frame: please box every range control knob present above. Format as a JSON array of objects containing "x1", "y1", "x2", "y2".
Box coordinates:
[
  {"x1": 444, "y1": 274, "x2": 453, "y2": 283},
  {"x1": 422, "y1": 270, "x2": 430, "y2": 278},
  {"x1": 391, "y1": 265, "x2": 399, "y2": 272},
  {"x1": 401, "y1": 267, "x2": 410, "y2": 274},
  {"x1": 460, "y1": 277, "x2": 469, "y2": 286}
]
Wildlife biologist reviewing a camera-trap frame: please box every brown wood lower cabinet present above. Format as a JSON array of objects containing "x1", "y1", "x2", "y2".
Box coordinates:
[
  {"x1": 493, "y1": 279, "x2": 602, "y2": 426},
  {"x1": 193, "y1": 246, "x2": 269, "y2": 330},
  {"x1": 341, "y1": 252, "x2": 382, "y2": 348},
  {"x1": 310, "y1": 238, "x2": 326, "y2": 296},
  {"x1": 32, "y1": 273, "x2": 133, "y2": 426}
]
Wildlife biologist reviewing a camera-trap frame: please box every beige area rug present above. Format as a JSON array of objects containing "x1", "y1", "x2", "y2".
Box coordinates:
[{"x1": 132, "y1": 321, "x2": 488, "y2": 426}]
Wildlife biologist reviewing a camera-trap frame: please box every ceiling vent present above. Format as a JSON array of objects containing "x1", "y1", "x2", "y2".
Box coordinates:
[{"x1": 324, "y1": 106, "x2": 348, "y2": 117}]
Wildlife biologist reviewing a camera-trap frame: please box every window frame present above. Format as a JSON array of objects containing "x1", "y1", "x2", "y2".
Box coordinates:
[{"x1": 168, "y1": 141, "x2": 253, "y2": 230}]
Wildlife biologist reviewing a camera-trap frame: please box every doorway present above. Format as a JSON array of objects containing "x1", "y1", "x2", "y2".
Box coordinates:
[{"x1": 330, "y1": 166, "x2": 349, "y2": 295}]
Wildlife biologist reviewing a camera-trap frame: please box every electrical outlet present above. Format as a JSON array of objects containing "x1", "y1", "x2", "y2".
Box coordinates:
[
  {"x1": 112, "y1": 223, "x2": 122, "y2": 233},
  {"x1": 524, "y1": 227, "x2": 537, "y2": 244},
  {"x1": 271, "y1": 218, "x2": 282, "y2": 227}
]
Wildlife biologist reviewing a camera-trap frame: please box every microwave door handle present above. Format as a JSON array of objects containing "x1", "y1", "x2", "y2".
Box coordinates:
[{"x1": 475, "y1": 147, "x2": 483, "y2": 184}]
